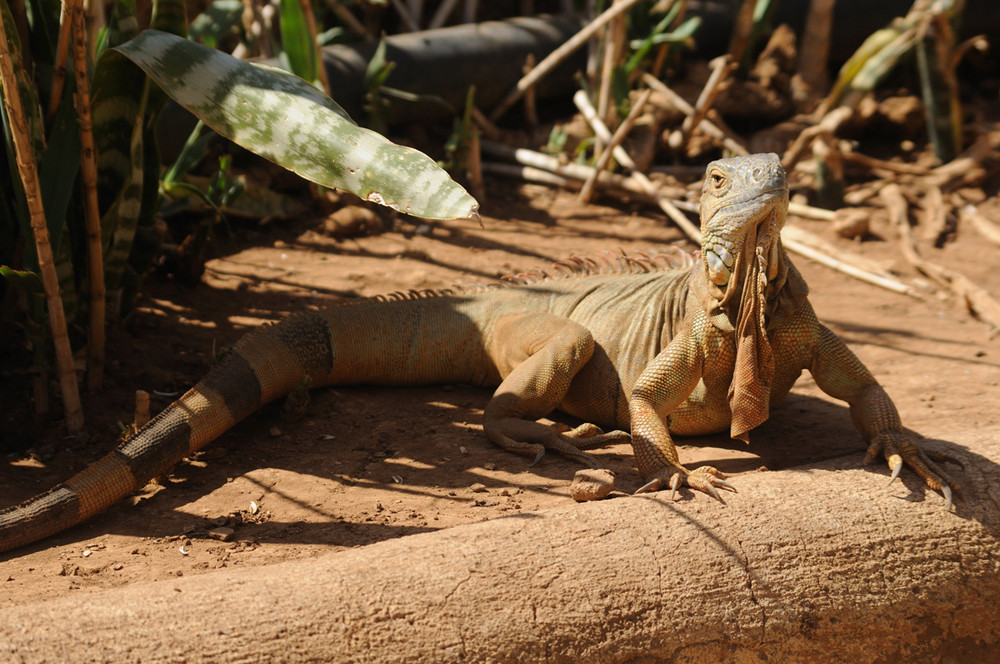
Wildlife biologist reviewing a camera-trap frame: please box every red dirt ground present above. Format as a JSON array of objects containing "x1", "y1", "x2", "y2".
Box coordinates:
[{"x1": 2, "y1": 181, "x2": 998, "y2": 607}]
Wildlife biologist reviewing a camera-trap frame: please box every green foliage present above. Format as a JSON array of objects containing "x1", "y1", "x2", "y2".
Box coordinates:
[
  {"x1": 278, "y1": 0, "x2": 321, "y2": 86},
  {"x1": 115, "y1": 30, "x2": 476, "y2": 220},
  {"x1": 1, "y1": 0, "x2": 478, "y2": 389}
]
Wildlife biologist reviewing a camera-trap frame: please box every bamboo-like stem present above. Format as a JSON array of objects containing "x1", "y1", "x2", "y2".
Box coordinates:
[
  {"x1": 68, "y1": 0, "x2": 106, "y2": 393},
  {"x1": 574, "y1": 89, "x2": 701, "y2": 242},
  {"x1": 489, "y1": 0, "x2": 642, "y2": 121},
  {"x1": 640, "y1": 73, "x2": 748, "y2": 156},
  {"x1": 0, "y1": 5, "x2": 85, "y2": 431},
  {"x1": 580, "y1": 88, "x2": 651, "y2": 202},
  {"x1": 46, "y1": 1, "x2": 72, "y2": 124}
]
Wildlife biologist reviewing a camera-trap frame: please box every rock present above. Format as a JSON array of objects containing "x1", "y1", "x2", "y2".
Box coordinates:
[
  {"x1": 207, "y1": 527, "x2": 235, "y2": 542},
  {"x1": 569, "y1": 468, "x2": 615, "y2": 502}
]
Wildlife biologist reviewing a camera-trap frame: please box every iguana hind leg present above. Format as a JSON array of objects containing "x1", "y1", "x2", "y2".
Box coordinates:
[{"x1": 482, "y1": 313, "x2": 628, "y2": 467}]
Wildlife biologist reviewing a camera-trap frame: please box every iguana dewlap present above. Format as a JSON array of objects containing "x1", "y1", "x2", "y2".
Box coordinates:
[{"x1": 0, "y1": 153, "x2": 956, "y2": 553}]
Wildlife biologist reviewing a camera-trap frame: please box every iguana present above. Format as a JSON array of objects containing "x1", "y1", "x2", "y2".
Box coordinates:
[{"x1": 0, "y1": 153, "x2": 956, "y2": 553}]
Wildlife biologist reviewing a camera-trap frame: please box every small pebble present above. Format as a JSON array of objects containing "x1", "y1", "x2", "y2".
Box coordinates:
[{"x1": 469, "y1": 483, "x2": 488, "y2": 493}]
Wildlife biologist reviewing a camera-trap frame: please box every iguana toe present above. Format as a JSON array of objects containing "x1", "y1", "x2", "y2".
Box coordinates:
[
  {"x1": 866, "y1": 432, "x2": 959, "y2": 510},
  {"x1": 634, "y1": 465, "x2": 734, "y2": 502}
]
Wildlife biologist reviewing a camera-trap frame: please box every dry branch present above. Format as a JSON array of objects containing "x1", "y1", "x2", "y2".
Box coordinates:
[
  {"x1": 781, "y1": 105, "x2": 852, "y2": 172},
  {"x1": 579, "y1": 89, "x2": 652, "y2": 202},
  {"x1": 489, "y1": 0, "x2": 642, "y2": 121},
  {"x1": 668, "y1": 55, "x2": 734, "y2": 152},
  {"x1": 45, "y1": 1, "x2": 72, "y2": 124},
  {"x1": 3, "y1": 429, "x2": 999, "y2": 661},
  {"x1": 882, "y1": 184, "x2": 1000, "y2": 332},
  {"x1": 0, "y1": 1, "x2": 84, "y2": 432},
  {"x1": 69, "y1": 0, "x2": 105, "y2": 393},
  {"x1": 781, "y1": 226, "x2": 918, "y2": 297},
  {"x1": 961, "y1": 205, "x2": 1000, "y2": 247},
  {"x1": 574, "y1": 90, "x2": 701, "y2": 242},
  {"x1": 640, "y1": 72, "x2": 749, "y2": 156}
]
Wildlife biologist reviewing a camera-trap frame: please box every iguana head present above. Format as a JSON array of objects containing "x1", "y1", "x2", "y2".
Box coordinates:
[
  {"x1": 696, "y1": 153, "x2": 797, "y2": 443},
  {"x1": 699, "y1": 153, "x2": 788, "y2": 302}
]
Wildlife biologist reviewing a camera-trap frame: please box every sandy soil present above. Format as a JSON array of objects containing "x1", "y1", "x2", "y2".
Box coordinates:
[{"x1": 2, "y1": 181, "x2": 998, "y2": 607}]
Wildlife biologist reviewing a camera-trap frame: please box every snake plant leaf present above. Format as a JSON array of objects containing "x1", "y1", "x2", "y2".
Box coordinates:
[{"x1": 114, "y1": 30, "x2": 479, "y2": 221}]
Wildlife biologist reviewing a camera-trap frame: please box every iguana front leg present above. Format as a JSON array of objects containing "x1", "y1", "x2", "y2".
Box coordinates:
[
  {"x1": 628, "y1": 325, "x2": 736, "y2": 500},
  {"x1": 810, "y1": 324, "x2": 958, "y2": 508},
  {"x1": 483, "y1": 313, "x2": 629, "y2": 467}
]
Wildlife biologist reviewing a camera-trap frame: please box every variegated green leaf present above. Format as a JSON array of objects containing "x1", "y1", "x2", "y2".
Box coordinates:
[{"x1": 114, "y1": 30, "x2": 479, "y2": 221}]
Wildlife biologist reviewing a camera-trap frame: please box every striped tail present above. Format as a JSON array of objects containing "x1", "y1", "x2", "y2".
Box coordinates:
[{"x1": 0, "y1": 310, "x2": 326, "y2": 554}]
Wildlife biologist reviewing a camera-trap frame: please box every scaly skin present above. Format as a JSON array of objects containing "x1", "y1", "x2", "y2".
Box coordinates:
[
  {"x1": 0, "y1": 154, "x2": 955, "y2": 554},
  {"x1": 628, "y1": 154, "x2": 956, "y2": 503}
]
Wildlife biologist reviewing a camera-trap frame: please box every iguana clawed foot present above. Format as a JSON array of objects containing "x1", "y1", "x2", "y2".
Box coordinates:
[
  {"x1": 864, "y1": 432, "x2": 959, "y2": 510},
  {"x1": 635, "y1": 465, "x2": 736, "y2": 502}
]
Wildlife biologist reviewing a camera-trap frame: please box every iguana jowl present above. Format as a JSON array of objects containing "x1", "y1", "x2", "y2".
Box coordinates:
[{"x1": 0, "y1": 153, "x2": 956, "y2": 553}]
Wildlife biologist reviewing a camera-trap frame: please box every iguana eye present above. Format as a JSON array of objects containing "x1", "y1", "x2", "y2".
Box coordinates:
[{"x1": 710, "y1": 171, "x2": 725, "y2": 187}]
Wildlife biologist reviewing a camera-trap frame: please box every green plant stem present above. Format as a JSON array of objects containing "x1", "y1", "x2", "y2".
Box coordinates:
[{"x1": 0, "y1": 5, "x2": 85, "y2": 431}]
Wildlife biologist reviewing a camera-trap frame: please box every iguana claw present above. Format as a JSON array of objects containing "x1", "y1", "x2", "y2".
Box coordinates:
[
  {"x1": 634, "y1": 465, "x2": 735, "y2": 503},
  {"x1": 865, "y1": 432, "x2": 958, "y2": 510},
  {"x1": 887, "y1": 459, "x2": 903, "y2": 485}
]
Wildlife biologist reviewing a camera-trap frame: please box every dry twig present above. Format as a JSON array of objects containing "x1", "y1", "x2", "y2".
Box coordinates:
[
  {"x1": 580, "y1": 89, "x2": 652, "y2": 202},
  {"x1": 640, "y1": 73, "x2": 749, "y2": 155},
  {"x1": 46, "y1": 1, "x2": 72, "y2": 124},
  {"x1": 781, "y1": 105, "x2": 852, "y2": 171},
  {"x1": 574, "y1": 90, "x2": 701, "y2": 242},
  {"x1": 882, "y1": 184, "x2": 1000, "y2": 333},
  {"x1": 489, "y1": 0, "x2": 642, "y2": 121},
  {"x1": 961, "y1": 205, "x2": 1000, "y2": 247},
  {"x1": 668, "y1": 55, "x2": 734, "y2": 152},
  {"x1": 70, "y1": 0, "x2": 106, "y2": 393}
]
